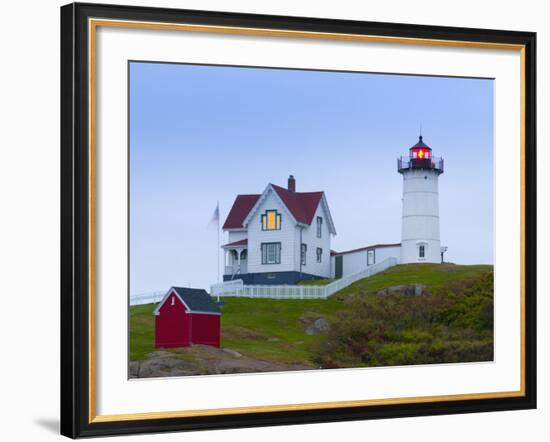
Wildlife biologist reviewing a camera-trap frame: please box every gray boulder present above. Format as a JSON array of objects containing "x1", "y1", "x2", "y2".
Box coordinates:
[
  {"x1": 137, "y1": 351, "x2": 197, "y2": 378},
  {"x1": 300, "y1": 316, "x2": 331, "y2": 335},
  {"x1": 128, "y1": 361, "x2": 140, "y2": 378},
  {"x1": 222, "y1": 348, "x2": 242, "y2": 358},
  {"x1": 377, "y1": 284, "x2": 426, "y2": 297}
]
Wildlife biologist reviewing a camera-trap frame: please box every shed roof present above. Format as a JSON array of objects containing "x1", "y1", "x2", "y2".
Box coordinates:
[{"x1": 154, "y1": 287, "x2": 221, "y2": 316}]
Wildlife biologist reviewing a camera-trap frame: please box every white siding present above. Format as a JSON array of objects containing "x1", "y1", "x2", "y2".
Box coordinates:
[
  {"x1": 296, "y1": 203, "x2": 332, "y2": 278},
  {"x1": 293, "y1": 226, "x2": 301, "y2": 272},
  {"x1": 340, "y1": 250, "x2": 367, "y2": 277},
  {"x1": 401, "y1": 168, "x2": 441, "y2": 263},
  {"x1": 374, "y1": 246, "x2": 401, "y2": 264},
  {"x1": 247, "y1": 189, "x2": 297, "y2": 274},
  {"x1": 227, "y1": 230, "x2": 247, "y2": 243},
  {"x1": 330, "y1": 245, "x2": 401, "y2": 278}
]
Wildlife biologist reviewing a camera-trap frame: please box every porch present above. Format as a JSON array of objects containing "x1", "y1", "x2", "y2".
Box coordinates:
[{"x1": 222, "y1": 239, "x2": 248, "y2": 280}]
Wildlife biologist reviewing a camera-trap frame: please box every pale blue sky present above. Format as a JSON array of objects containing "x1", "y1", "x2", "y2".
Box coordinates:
[{"x1": 130, "y1": 62, "x2": 493, "y2": 294}]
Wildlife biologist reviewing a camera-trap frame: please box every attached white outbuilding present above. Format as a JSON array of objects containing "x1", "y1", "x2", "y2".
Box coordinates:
[{"x1": 330, "y1": 243, "x2": 401, "y2": 279}]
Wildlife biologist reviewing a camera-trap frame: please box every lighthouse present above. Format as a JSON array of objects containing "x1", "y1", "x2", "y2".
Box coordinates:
[{"x1": 397, "y1": 136, "x2": 444, "y2": 264}]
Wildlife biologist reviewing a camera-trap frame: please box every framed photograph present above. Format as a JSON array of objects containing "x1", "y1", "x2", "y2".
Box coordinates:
[{"x1": 60, "y1": 2, "x2": 536, "y2": 438}]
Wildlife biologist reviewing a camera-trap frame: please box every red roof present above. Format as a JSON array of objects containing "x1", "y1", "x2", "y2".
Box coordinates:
[
  {"x1": 331, "y1": 243, "x2": 401, "y2": 256},
  {"x1": 411, "y1": 135, "x2": 431, "y2": 150},
  {"x1": 222, "y1": 194, "x2": 260, "y2": 229},
  {"x1": 271, "y1": 184, "x2": 323, "y2": 225},
  {"x1": 222, "y1": 239, "x2": 248, "y2": 247},
  {"x1": 222, "y1": 185, "x2": 324, "y2": 229}
]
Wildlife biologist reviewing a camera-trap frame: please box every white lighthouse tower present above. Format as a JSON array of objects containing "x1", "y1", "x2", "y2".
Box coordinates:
[{"x1": 397, "y1": 136, "x2": 444, "y2": 264}]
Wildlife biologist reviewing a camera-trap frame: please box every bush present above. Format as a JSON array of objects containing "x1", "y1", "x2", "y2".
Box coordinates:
[{"x1": 314, "y1": 269, "x2": 494, "y2": 368}]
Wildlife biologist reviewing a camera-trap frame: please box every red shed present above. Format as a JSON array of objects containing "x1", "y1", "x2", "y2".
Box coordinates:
[{"x1": 154, "y1": 287, "x2": 221, "y2": 348}]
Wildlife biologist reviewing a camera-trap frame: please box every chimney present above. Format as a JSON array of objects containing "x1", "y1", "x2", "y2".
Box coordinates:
[{"x1": 288, "y1": 175, "x2": 296, "y2": 192}]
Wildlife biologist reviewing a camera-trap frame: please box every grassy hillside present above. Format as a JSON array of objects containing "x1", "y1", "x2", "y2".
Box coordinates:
[
  {"x1": 315, "y1": 264, "x2": 494, "y2": 368},
  {"x1": 130, "y1": 264, "x2": 493, "y2": 369},
  {"x1": 130, "y1": 297, "x2": 343, "y2": 363}
]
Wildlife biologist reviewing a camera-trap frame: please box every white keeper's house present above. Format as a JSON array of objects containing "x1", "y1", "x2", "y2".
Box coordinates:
[
  {"x1": 222, "y1": 175, "x2": 336, "y2": 285},
  {"x1": 222, "y1": 135, "x2": 446, "y2": 285}
]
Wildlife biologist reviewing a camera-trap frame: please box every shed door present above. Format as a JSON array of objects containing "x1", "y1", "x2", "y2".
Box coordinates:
[
  {"x1": 155, "y1": 294, "x2": 191, "y2": 348},
  {"x1": 335, "y1": 255, "x2": 343, "y2": 279}
]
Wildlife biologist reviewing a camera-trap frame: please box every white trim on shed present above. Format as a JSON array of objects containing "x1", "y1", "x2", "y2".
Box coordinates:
[{"x1": 153, "y1": 288, "x2": 222, "y2": 316}]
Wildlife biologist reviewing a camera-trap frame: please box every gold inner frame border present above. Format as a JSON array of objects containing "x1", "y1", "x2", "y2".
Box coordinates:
[{"x1": 87, "y1": 18, "x2": 527, "y2": 424}]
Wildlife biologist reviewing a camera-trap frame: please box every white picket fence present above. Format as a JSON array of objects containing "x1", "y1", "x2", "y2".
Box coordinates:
[
  {"x1": 129, "y1": 258, "x2": 398, "y2": 304},
  {"x1": 130, "y1": 290, "x2": 167, "y2": 306},
  {"x1": 211, "y1": 278, "x2": 244, "y2": 293},
  {"x1": 210, "y1": 257, "x2": 398, "y2": 300}
]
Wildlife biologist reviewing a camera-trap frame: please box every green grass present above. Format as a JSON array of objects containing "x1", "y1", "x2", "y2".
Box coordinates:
[
  {"x1": 219, "y1": 297, "x2": 344, "y2": 364},
  {"x1": 129, "y1": 263, "x2": 493, "y2": 366},
  {"x1": 315, "y1": 264, "x2": 494, "y2": 368},
  {"x1": 129, "y1": 297, "x2": 345, "y2": 363},
  {"x1": 298, "y1": 278, "x2": 335, "y2": 286},
  {"x1": 129, "y1": 303, "x2": 157, "y2": 361},
  {"x1": 334, "y1": 263, "x2": 492, "y2": 297}
]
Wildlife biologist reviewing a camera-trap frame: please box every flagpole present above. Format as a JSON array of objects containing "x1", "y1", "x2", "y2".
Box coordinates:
[
  {"x1": 217, "y1": 200, "x2": 220, "y2": 284},
  {"x1": 217, "y1": 200, "x2": 220, "y2": 302}
]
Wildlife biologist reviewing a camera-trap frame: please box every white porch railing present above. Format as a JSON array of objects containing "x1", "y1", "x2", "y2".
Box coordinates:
[
  {"x1": 224, "y1": 263, "x2": 248, "y2": 278},
  {"x1": 209, "y1": 258, "x2": 398, "y2": 300}
]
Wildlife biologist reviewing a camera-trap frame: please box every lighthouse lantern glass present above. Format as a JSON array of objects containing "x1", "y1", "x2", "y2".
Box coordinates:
[{"x1": 410, "y1": 147, "x2": 431, "y2": 159}]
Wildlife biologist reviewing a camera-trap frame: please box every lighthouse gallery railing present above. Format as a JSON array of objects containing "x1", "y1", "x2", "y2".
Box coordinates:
[{"x1": 397, "y1": 156, "x2": 444, "y2": 173}]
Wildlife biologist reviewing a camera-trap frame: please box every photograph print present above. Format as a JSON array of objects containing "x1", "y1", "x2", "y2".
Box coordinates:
[{"x1": 128, "y1": 62, "x2": 494, "y2": 379}]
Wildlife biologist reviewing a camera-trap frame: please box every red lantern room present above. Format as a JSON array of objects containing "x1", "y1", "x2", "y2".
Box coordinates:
[
  {"x1": 398, "y1": 135, "x2": 444, "y2": 175},
  {"x1": 409, "y1": 136, "x2": 432, "y2": 160}
]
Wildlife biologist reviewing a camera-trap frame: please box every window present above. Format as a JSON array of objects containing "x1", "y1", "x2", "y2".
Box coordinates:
[
  {"x1": 261, "y1": 242, "x2": 281, "y2": 264},
  {"x1": 316, "y1": 216, "x2": 323, "y2": 238},
  {"x1": 367, "y1": 249, "x2": 375, "y2": 265},
  {"x1": 411, "y1": 149, "x2": 431, "y2": 159},
  {"x1": 316, "y1": 247, "x2": 322, "y2": 263},
  {"x1": 419, "y1": 245, "x2": 425, "y2": 258},
  {"x1": 301, "y1": 243, "x2": 307, "y2": 266},
  {"x1": 171, "y1": 295, "x2": 175, "y2": 306},
  {"x1": 261, "y1": 210, "x2": 281, "y2": 230}
]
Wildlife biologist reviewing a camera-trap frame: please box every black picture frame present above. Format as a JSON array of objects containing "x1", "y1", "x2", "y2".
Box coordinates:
[{"x1": 60, "y1": 2, "x2": 537, "y2": 438}]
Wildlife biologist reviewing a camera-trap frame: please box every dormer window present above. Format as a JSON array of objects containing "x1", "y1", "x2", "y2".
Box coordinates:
[
  {"x1": 316, "y1": 216, "x2": 323, "y2": 238},
  {"x1": 261, "y1": 209, "x2": 281, "y2": 230}
]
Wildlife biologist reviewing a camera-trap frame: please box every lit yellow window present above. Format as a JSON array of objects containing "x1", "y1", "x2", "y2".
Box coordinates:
[{"x1": 262, "y1": 210, "x2": 281, "y2": 230}]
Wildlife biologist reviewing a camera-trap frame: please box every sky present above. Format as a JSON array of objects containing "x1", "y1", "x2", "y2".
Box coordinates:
[{"x1": 129, "y1": 62, "x2": 494, "y2": 295}]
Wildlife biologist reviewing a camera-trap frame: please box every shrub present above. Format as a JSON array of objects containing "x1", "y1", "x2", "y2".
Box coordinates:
[{"x1": 314, "y1": 269, "x2": 494, "y2": 368}]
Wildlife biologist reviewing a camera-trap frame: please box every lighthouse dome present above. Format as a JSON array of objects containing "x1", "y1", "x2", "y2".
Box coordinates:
[{"x1": 409, "y1": 135, "x2": 432, "y2": 159}]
